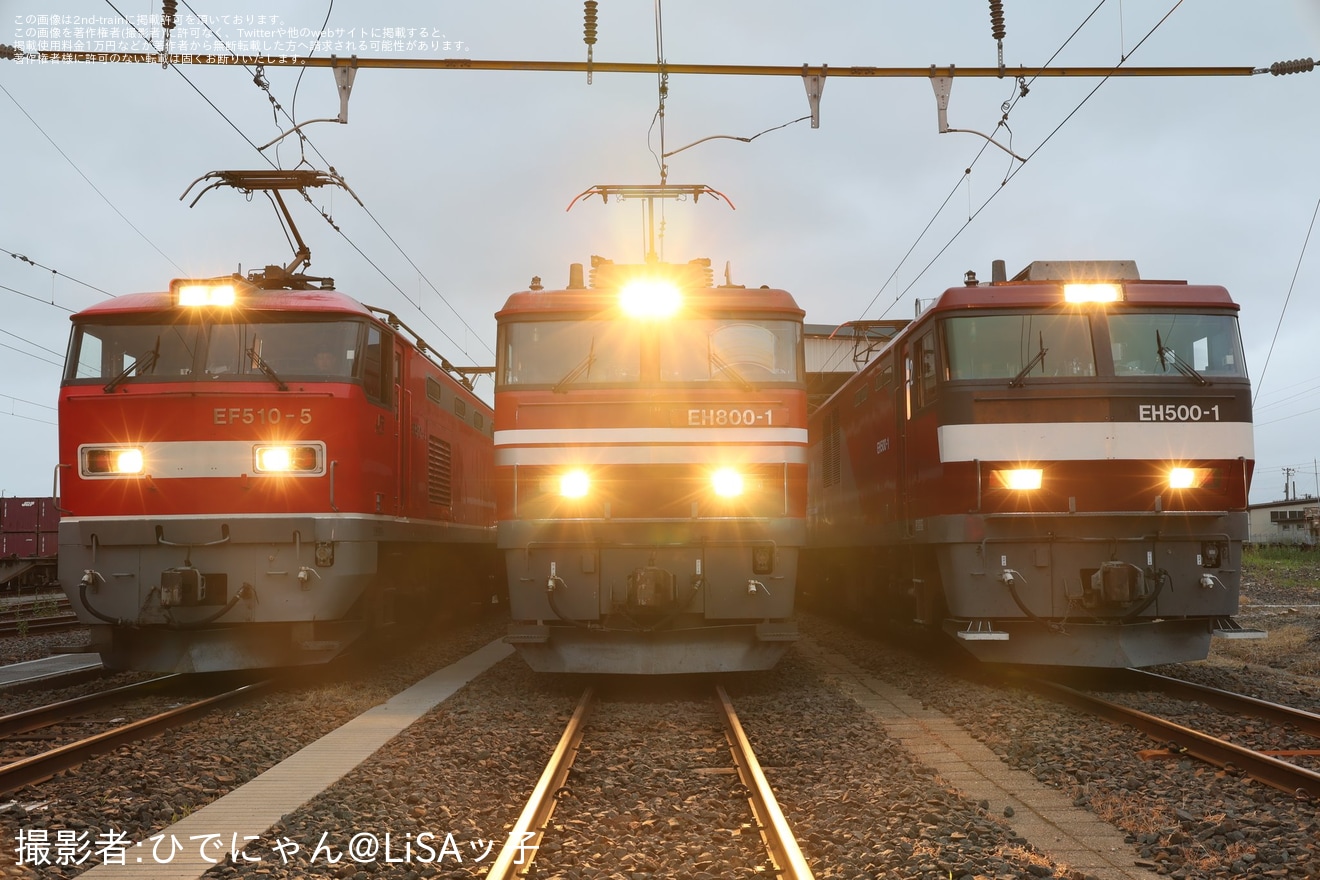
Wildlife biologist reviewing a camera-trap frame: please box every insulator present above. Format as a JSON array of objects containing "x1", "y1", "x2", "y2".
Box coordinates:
[
  {"x1": 988, "y1": 0, "x2": 1006, "y2": 42},
  {"x1": 1270, "y1": 57, "x2": 1314, "y2": 76},
  {"x1": 161, "y1": 0, "x2": 178, "y2": 31},
  {"x1": 583, "y1": 1, "x2": 599, "y2": 46}
]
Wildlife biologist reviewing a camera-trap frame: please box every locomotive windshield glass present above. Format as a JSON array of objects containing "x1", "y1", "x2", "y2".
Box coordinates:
[
  {"x1": 945, "y1": 313, "x2": 1096, "y2": 380},
  {"x1": 661, "y1": 319, "x2": 801, "y2": 383},
  {"x1": 65, "y1": 319, "x2": 365, "y2": 384},
  {"x1": 1107, "y1": 312, "x2": 1246, "y2": 378},
  {"x1": 500, "y1": 318, "x2": 801, "y2": 387}
]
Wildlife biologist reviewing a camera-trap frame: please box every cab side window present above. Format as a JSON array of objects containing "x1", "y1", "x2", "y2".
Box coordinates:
[
  {"x1": 362, "y1": 325, "x2": 394, "y2": 406},
  {"x1": 914, "y1": 330, "x2": 940, "y2": 408}
]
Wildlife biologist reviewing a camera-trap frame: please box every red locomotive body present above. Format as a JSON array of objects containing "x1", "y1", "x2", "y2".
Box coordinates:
[
  {"x1": 804, "y1": 261, "x2": 1260, "y2": 666},
  {"x1": 58, "y1": 277, "x2": 497, "y2": 671},
  {"x1": 497, "y1": 258, "x2": 806, "y2": 673}
]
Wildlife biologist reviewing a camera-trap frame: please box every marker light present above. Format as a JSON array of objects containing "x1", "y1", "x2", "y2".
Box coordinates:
[
  {"x1": 1169, "y1": 467, "x2": 1215, "y2": 490},
  {"x1": 81, "y1": 446, "x2": 144, "y2": 476},
  {"x1": 619, "y1": 280, "x2": 682, "y2": 318},
  {"x1": 1063, "y1": 283, "x2": 1122, "y2": 304},
  {"x1": 172, "y1": 280, "x2": 237, "y2": 307},
  {"x1": 711, "y1": 467, "x2": 744, "y2": 498},
  {"x1": 992, "y1": 468, "x2": 1043, "y2": 490},
  {"x1": 253, "y1": 444, "x2": 322, "y2": 474},
  {"x1": 560, "y1": 469, "x2": 590, "y2": 498}
]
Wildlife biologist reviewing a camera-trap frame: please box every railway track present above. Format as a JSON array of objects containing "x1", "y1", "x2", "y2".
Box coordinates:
[
  {"x1": 485, "y1": 683, "x2": 815, "y2": 880},
  {"x1": 0, "y1": 595, "x2": 78, "y2": 636},
  {"x1": 0, "y1": 674, "x2": 272, "y2": 794},
  {"x1": 1025, "y1": 669, "x2": 1320, "y2": 800}
]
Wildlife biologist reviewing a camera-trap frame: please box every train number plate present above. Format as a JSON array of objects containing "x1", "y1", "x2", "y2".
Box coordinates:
[
  {"x1": 1137, "y1": 403, "x2": 1223, "y2": 422},
  {"x1": 686, "y1": 408, "x2": 774, "y2": 426}
]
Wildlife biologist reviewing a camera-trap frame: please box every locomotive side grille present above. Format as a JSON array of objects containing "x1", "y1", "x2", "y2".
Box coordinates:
[
  {"x1": 427, "y1": 436, "x2": 453, "y2": 506},
  {"x1": 823, "y1": 409, "x2": 841, "y2": 487}
]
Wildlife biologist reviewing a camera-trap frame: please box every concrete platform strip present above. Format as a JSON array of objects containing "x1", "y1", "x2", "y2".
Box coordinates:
[
  {"x1": 0, "y1": 653, "x2": 102, "y2": 690},
  {"x1": 76, "y1": 638, "x2": 513, "y2": 879},
  {"x1": 796, "y1": 638, "x2": 1151, "y2": 880}
]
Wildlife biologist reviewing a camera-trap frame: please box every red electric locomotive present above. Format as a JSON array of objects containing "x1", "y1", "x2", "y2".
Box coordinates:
[
  {"x1": 58, "y1": 272, "x2": 498, "y2": 672},
  {"x1": 496, "y1": 256, "x2": 806, "y2": 673},
  {"x1": 804, "y1": 260, "x2": 1261, "y2": 667}
]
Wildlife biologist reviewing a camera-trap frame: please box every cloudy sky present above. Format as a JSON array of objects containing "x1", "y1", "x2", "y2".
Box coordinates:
[{"x1": 2, "y1": 1, "x2": 1318, "y2": 504}]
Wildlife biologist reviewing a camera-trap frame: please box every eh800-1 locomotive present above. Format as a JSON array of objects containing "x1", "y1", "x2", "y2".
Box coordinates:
[
  {"x1": 497, "y1": 257, "x2": 806, "y2": 674},
  {"x1": 58, "y1": 272, "x2": 498, "y2": 672},
  {"x1": 804, "y1": 260, "x2": 1261, "y2": 667}
]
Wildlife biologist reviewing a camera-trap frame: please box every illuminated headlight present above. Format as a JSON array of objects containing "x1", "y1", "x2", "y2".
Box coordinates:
[
  {"x1": 711, "y1": 467, "x2": 744, "y2": 498},
  {"x1": 1063, "y1": 283, "x2": 1122, "y2": 304},
  {"x1": 253, "y1": 444, "x2": 321, "y2": 474},
  {"x1": 619, "y1": 280, "x2": 681, "y2": 318},
  {"x1": 171, "y1": 279, "x2": 237, "y2": 307},
  {"x1": 992, "y1": 468, "x2": 1043, "y2": 490},
  {"x1": 560, "y1": 470, "x2": 590, "y2": 498},
  {"x1": 1169, "y1": 467, "x2": 1215, "y2": 490},
  {"x1": 81, "y1": 446, "x2": 144, "y2": 476}
]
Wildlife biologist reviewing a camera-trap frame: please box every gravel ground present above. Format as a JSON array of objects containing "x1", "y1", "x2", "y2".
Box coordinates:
[
  {"x1": 1, "y1": 565, "x2": 1316, "y2": 880},
  {"x1": 0, "y1": 614, "x2": 511, "y2": 880},
  {"x1": 190, "y1": 654, "x2": 1077, "y2": 880}
]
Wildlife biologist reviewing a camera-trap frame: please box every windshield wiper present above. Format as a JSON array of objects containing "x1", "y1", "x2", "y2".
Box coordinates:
[
  {"x1": 103, "y1": 340, "x2": 161, "y2": 393},
  {"x1": 247, "y1": 346, "x2": 289, "y2": 390},
  {"x1": 553, "y1": 338, "x2": 595, "y2": 393},
  {"x1": 1155, "y1": 330, "x2": 1209, "y2": 386},
  {"x1": 709, "y1": 348, "x2": 753, "y2": 391},
  {"x1": 1009, "y1": 332, "x2": 1048, "y2": 387}
]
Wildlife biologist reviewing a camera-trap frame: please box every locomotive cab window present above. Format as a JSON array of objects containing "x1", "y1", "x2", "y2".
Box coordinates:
[
  {"x1": 499, "y1": 321, "x2": 641, "y2": 387},
  {"x1": 912, "y1": 330, "x2": 940, "y2": 408},
  {"x1": 945, "y1": 313, "x2": 1096, "y2": 381},
  {"x1": 65, "y1": 317, "x2": 369, "y2": 387},
  {"x1": 498, "y1": 317, "x2": 800, "y2": 388},
  {"x1": 1106, "y1": 312, "x2": 1246, "y2": 378},
  {"x1": 66, "y1": 323, "x2": 197, "y2": 382},
  {"x1": 660, "y1": 319, "x2": 801, "y2": 384}
]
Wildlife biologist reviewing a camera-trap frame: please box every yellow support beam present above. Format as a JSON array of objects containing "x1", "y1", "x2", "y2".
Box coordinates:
[{"x1": 2, "y1": 50, "x2": 1268, "y2": 78}]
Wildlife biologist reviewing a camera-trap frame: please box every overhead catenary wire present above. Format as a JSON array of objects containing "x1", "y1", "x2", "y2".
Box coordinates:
[
  {"x1": 0, "y1": 81, "x2": 183, "y2": 275},
  {"x1": 1252, "y1": 193, "x2": 1320, "y2": 407},
  {"x1": 861, "y1": 0, "x2": 1188, "y2": 324},
  {"x1": 111, "y1": 0, "x2": 494, "y2": 366}
]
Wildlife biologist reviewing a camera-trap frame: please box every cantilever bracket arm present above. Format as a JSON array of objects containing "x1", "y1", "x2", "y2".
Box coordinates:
[
  {"x1": 254, "y1": 55, "x2": 358, "y2": 151},
  {"x1": 930, "y1": 68, "x2": 1026, "y2": 162},
  {"x1": 802, "y1": 63, "x2": 826, "y2": 128}
]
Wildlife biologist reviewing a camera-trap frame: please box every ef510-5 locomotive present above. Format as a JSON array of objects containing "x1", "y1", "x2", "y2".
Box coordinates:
[
  {"x1": 497, "y1": 257, "x2": 806, "y2": 673},
  {"x1": 58, "y1": 273, "x2": 498, "y2": 672},
  {"x1": 803, "y1": 260, "x2": 1261, "y2": 667}
]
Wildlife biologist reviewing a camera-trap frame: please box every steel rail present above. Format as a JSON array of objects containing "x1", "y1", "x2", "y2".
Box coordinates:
[
  {"x1": 0, "y1": 674, "x2": 183, "y2": 737},
  {"x1": 6, "y1": 52, "x2": 1270, "y2": 79},
  {"x1": 0, "y1": 612, "x2": 83, "y2": 637},
  {"x1": 484, "y1": 686, "x2": 595, "y2": 880},
  {"x1": 0, "y1": 679, "x2": 271, "y2": 794},
  {"x1": 1119, "y1": 668, "x2": 1320, "y2": 739},
  {"x1": 1029, "y1": 678, "x2": 1319, "y2": 801},
  {"x1": 716, "y1": 683, "x2": 816, "y2": 880}
]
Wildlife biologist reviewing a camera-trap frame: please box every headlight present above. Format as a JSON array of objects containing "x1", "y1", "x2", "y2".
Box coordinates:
[
  {"x1": 711, "y1": 467, "x2": 744, "y2": 498},
  {"x1": 81, "y1": 446, "x2": 144, "y2": 476},
  {"x1": 253, "y1": 444, "x2": 322, "y2": 474},
  {"x1": 1063, "y1": 283, "x2": 1122, "y2": 304},
  {"x1": 171, "y1": 279, "x2": 238, "y2": 307},
  {"x1": 619, "y1": 280, "x2": 682, "y2": 318},
  {"x1": 560, "y1": 470, "x2": 590, "y2": 498},
  {"x1": 992, "y1": 468, "x2": 1042, "y2": 490},
  {"x1": 1169, "y1": 467, "x2": 1215, "y2": 490}
]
